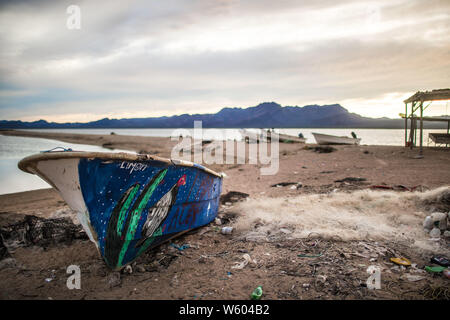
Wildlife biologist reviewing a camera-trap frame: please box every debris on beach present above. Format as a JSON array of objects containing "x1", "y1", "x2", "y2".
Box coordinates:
[
  {"x1": 422, "y1": 210, "x2": 449, "y2": 239},
  {"x1": 0, "y1": 214, "x2": 87, "y2": 249},
  {"x1": 390, "y1": 257, "x2": 411, "y2": 266},
  {"x1": 220, "y1": 191, "x2": 249, "y2": 205},
  {"x1": 170, "y1": 243, "x2": 190, "y2": 251},
  {"x1": 334, "y1": 177, "x2": 367, "y2": 183},
  {"x1": 271, "y1": 182, "x2": 302, "y2": 189},
  {"x1": 232, "y1": 253, "x2": 257, "y2": 269},
  {"x1": 221, "y1": 227, "x2": 233, "y2": 235},
  {"x1": 307, "y1": 146, "x2": 337, "y2": 153},
  {"x1": 430, "y1": 256, "x2": 450, "y2": 267}
]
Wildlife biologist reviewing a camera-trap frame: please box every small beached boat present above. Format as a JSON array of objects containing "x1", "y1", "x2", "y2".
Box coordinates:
[
  {"x1": 271, "y1": 132, "x2": 306, "y2": 144},
  {"x1": 239, "y1": 129, "x2": 268, "y2": 143},
  {"x1": 18, "y1": 151, "x2": 223, "y2": 270},
  {"x1": 239, "y1": 129, "x2": 306, "y2": 143},
  {"x1": 312, "y1": 132, "x2": 361, "y2": 145}
]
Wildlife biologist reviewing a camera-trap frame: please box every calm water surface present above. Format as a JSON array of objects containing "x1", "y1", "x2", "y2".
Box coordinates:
[{"x1": 1, "y1": 128, "x2": 446, "y2": 195}]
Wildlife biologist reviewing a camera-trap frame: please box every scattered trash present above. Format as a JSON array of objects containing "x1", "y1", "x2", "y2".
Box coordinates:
[
  {"x1": 214, "y1": 218, "x2": 222, "y2": 225},
  {"x1": 232, "y1": 253, "x2": 257, "y2": 269},
  {"x1": 443, "y1": 269, "x2": 450, "y2": 279},
  {"x1": 425, "y1": 266, "x2": 446, "y2": 274},
  {"x1": 45, "y1": 270, "x2": 56, "y2": 282},
  {"x1": 221, "y1": 227, "x2": 233, "y2": 235},
  {"x1": 170, "y1": 243, "x2": 190, "y2": 251},
  {"x1": 390, "y1": 257, "x2": 411, "y2": 266},
  {"x1": 316, "y1": 275, "x2": 327, "y2": 283},
  {"x1": 251, "y1": 286, "x2": 263, "y2": 300},
  {"x1": 401, "y1": 274, "x2": 425, "y2": 282},
  {"x1": 123, "y1": 265, "x2": 133, "y2": 274},
  {"x1": 430, "y1": 256, "x2": 450, "y2": 267}
]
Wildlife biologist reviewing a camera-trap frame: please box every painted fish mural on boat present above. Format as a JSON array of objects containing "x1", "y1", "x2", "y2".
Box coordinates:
[{"x1": 18, "y1": 151, "x2": 223, "y2": 269}]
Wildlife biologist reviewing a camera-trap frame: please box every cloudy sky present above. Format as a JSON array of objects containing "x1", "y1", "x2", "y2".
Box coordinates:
[{"x1": 0, "y1": 0, "x2": 449, "y2": 122}]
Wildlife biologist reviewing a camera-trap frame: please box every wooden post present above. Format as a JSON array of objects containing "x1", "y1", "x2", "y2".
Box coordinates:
[
  {"x1": 404, "y1": 103, "x2": 408, "y2": 147},
  {"x1": 419, "y1": 101, "x2": 423, "y2": 155}
]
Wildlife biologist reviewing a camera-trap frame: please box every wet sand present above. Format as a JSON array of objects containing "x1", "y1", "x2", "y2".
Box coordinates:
[{"x1": 0, "y1": 130, "x2": 449, "y2": 300}]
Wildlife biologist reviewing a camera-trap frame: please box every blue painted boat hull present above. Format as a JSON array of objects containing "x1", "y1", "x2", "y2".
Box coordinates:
[{"x1": 18, "y1": 152, "x2": 223, "y2": 269}]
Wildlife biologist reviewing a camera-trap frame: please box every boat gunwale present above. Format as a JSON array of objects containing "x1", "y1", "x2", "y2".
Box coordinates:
[{"x1": 18, "y1": 151, "x2": 224, "y2": 178}]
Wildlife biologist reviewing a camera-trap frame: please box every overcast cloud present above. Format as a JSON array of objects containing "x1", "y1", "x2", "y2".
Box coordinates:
[{"x1": 0, "y1": 0, "x2": 449, "y2": 122}]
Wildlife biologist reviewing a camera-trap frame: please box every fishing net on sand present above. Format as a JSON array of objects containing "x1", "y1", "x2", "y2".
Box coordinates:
[{"x1": 0, "y1": 215, "x2": 87, "y2": 253}]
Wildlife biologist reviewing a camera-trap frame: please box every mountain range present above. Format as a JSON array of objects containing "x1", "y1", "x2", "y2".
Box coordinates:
[{"x1": 0, "y1": 102, "x2": 445, "y2": 129}]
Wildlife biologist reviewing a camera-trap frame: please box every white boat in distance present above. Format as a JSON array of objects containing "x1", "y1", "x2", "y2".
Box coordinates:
[
  {"x1": 239, "y1": 129, "x2": 306, "y2": 143},
  {"x1": 312, "y1": 132, "x2": 361, "y2": 145}
]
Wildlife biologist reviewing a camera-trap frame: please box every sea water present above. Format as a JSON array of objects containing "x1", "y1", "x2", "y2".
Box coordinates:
[
  {"x1": 0, "y1": 128, "x2": 447, "y2": 195},
  {"x1": 0, "y1": 134, "x2": 130, "y2": 195},
  {"x1": 24, "y1": 127, "x2": 447, "y2": 146}
]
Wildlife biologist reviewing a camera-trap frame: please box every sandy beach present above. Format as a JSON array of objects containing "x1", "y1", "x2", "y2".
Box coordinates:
[{"x1": 0, "y1": 129, "x2": 449, "y2": 300}]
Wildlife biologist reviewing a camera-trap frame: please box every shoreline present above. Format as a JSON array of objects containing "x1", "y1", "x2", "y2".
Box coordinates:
[{"x1": 1, "y1": 129, "x2": 450, "y2": 300}]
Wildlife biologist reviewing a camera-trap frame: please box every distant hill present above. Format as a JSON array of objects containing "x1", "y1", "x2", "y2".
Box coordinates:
[{"x1": 0, "y1": 102, "x2": 446, "y2": 129}]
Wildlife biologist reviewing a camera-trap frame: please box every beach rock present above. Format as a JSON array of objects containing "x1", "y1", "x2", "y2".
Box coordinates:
[
  {"x1": 431, "y1": 212, "x2": 446, "y2": 222},
  {"x1": 429, "y1": 228, "x2": 441, "y2": 238},
  {"x1": 423, "y1": 216, "x2": 433, "y2": 230},
  {"x1": 430, "y1": 212, "x2": 447, "y2": 230},
  {"x1": 135, "y1": 265, "x2": 146, "y2": 273}
]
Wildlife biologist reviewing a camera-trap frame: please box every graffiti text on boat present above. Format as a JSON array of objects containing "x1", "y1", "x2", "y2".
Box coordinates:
[{"x1": 119, "y1": 161, "x2": 148, "y2": 174}]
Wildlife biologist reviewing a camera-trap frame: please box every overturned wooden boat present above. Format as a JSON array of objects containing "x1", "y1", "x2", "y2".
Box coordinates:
[
  {"x1": 312, "y1": 132, "x2": 361, "y2": 145},
  {"x1": 18, "y1": 151, "x2": 223, "y2": 270}
]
